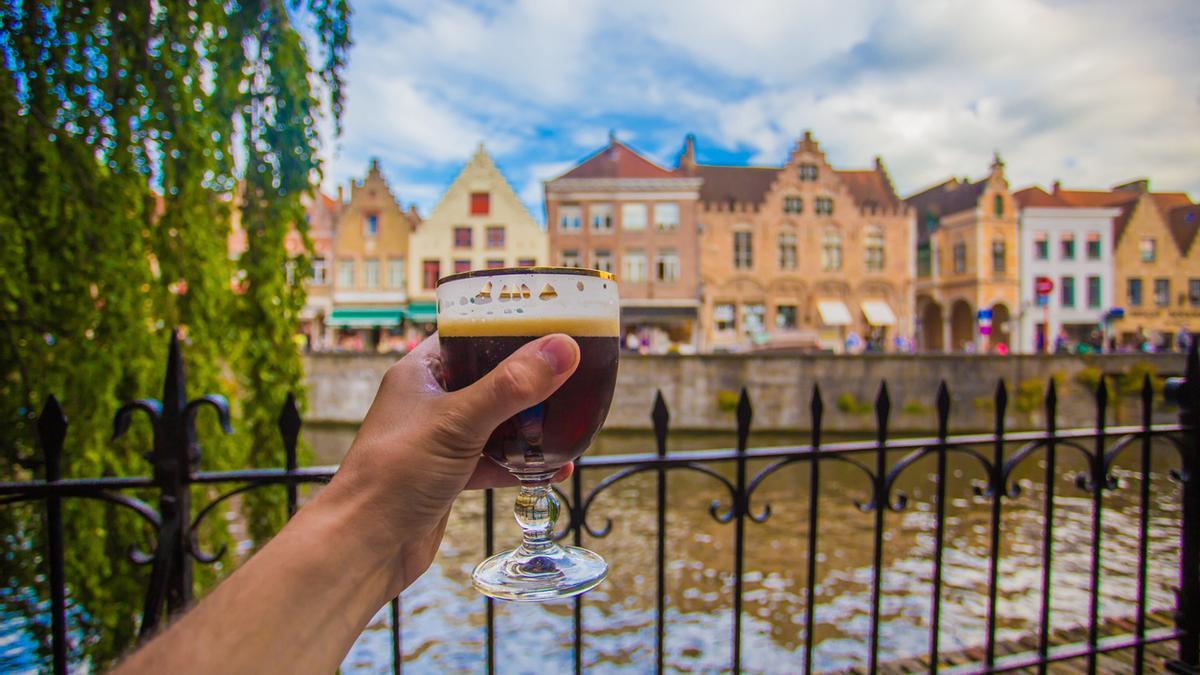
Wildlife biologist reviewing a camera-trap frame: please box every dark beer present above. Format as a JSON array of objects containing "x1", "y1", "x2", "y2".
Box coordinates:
[{"x1": 440, "y1": 317, "x2": 618, "y2": 473}]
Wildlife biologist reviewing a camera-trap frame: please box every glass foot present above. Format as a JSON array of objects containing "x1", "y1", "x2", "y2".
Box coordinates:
[{"x1": 472, "y1": 543, "x2": 607, "y2": 601}]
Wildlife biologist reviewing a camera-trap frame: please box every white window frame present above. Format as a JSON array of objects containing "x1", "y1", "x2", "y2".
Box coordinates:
[
  {"x1": 622, "y1": 203, "x2": 647, "y2": 231},
  {"x1": 623, "y1": 250, "x2": 647, "y2": 281}
]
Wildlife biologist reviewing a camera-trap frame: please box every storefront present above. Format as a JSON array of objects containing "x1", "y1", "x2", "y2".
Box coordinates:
[
  {"x1": 325, "y1": 307, "x2": 405, "y2": 352},
  {"x1": 861, "y1": 300, "x2": 898, "y2": 352},
  {"x1": 816, "y1": 299, "x2": 852, "y2": 353},
  {"x1": 620, "y1": 305, "x2": 698, "y2": 354}
]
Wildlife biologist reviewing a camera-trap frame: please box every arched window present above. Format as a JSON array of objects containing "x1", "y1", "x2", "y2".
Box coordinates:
[
  {"x1": 821, "y1": 227, "x2": 842, "y2": 272},
  {"x1": 778, "y1": 226, "x2": 797, "y2": 270},
  {"x1": 865, "y1": 226, "x2": 885, "y2": 272}
]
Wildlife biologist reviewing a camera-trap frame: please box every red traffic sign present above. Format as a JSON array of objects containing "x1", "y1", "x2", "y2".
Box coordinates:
[{"x1": 1035, "y1": 276, "x2": 1054, "y2": 296}]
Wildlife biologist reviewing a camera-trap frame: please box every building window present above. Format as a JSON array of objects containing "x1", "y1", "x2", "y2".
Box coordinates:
[
  {"x1": 486, "y1": 259, "x2": 504, "y2": 270},
  {"x1": 311, "y1": 257, "x2": 327, "y2": 285},
  {"x1": 783, "y1": 196, "x2": 803, "y2": 214},
  {"x1": 623, "y1": 250, "x2": 647, "y2": 281},
  {"x1": 1155, "y1": 278, "x2": 1170, "y2": 307},
  {"x1": 1061, "y1": 276, "x2": 1075, "y2": 308},
  {"x1": 517, "y1": 258, "x2": 536, "y2": 268},
  {"x1": 1190, "y1": 279, "x2": 1200, "y2": 307},
  {"x1": 821, "y1": 227, "x2": 842, "y2": 272},
  {"x1": 992, "y1": 239, "x2": 1006, "y2": 274},
  {"x1": 993, "y1": 194, "x2": 1004, "y2": 217},
  {"x1": 733, "y1": 231, "x2": 753, "y2": 269},
  {"x1": 814, "y1": 196, "x2": 833, "y2": 215},
  {"x1": 917, "y1": 244, "x2": 932, "y2": 277},
  {"x1": 1086, "y1": 232, "x2": 1102, "y2": 260},
  {"x1": 338, "y1": 259, "x2": 355, "y2": 288},
  {"x1": 1034, "y1": 232, "x2": 1048, "y2": 260},
  {"x1": 1141, "y1": 237, "x2": 1157, "y2": 263},
  {"x1": 1087, "y1": 275, "x2": 1102, "y2": 309},
  {"x1": 715, "y1": 303, "x2": 736, "y2": 332},
  {"x1": 655, "y1": 203, "x2": 679, "y2": 231},
  {"x1": 953, "y1": 243, "x2": 966, "y2": 274},
  {"x1": 365, "y1": 214, "x2": 378, "y2": 237},
  {"x1": 655, "y1": 249, "x2": 680, "y2": 282},
  {"x1": 798, "y1": 163, "x2": 818, "y2": 181},
  {"x1": 778, "y1": 229, "x2": 798, "y2": 270},
  {"x1": 622, "y1": 203, "x2": 647, "y2": 230},
  {"x1": 453, "y1": 259, "x2": 471, "y2": 274},
  {"x1": 453, "y1": 226, "x2": 472, "y2": 249},
  {"x1": 590, "y1": 203, "x2": 613, "y2": 232},
  {"x1": 1061, "y1": 233, "x2": 1075, "y2": 260},
  {"x1": 364, "y1": 259, "x2": 380, "y2": 288},
  {"x1": 594, "y1": 249, "x2": 613, "y2": 274},
  {"x1": 470, "y1": 192, "x2": 490, "y2": 216},
  {"x1": 865, "y1": 226, "x2": 885, "y2": 272},
  {"x1": 741, "y1": 304, "x2": 766, "y2": 337},
  {"x1": 422, "y1": 260, "x2": 440, "y2": 290},
  {"x1": 559, "y1": 205, "x2": 582, "y2": 231},
  {"x1": 1128, "y1": 278, "x2": 1143, "y2": 306},
  {"x1": 776, "y1": 305, "x2": 797, "y2": 330},
  {"x1": 387, "y1": 259, "x2": 404, "y2": 289},
  {"x1": 562, "y1": 249, "x2": 581, "y2": 268},
  {"x1": 486, "y1": 226, "x2": 505, "y2": 249}
]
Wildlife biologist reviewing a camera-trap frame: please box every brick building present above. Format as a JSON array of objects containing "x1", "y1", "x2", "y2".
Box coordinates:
[
  {"x1": 907, "y1": 155, "x2": 1020, "y2": 352},
  {"x1": 544, "y1": 135, "x2": 703, "y2": 353},
  {"x1": 685, "y1": 132, "x2": 914, "y2": 353}
]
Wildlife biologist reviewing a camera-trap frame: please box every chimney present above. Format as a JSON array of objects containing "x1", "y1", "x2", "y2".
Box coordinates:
[
  {"x1": 1052, "y1": 180, "x2": 1061, "y2": 195},
  {"x1": 679, "y1": 134, "x2": 697, "y2": 172}
]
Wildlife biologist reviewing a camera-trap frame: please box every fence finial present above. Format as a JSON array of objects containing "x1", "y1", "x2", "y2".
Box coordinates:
[
  {"x1": 38, "y1": 396, "x2": 67, "y2": 481},
  {"x1": 651, "y1": 391, "x2": 669, "y2": 457}
]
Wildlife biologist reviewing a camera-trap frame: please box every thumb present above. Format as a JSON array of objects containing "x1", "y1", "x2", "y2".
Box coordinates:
[{"x1": 446, "y1": 334, "x2": 580, "y2": 441}]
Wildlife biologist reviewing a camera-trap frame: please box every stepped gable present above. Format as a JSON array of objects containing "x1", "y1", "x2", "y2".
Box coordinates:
[
  {"x1": 835, "y1": 158, "x2": 903, "y2": 211},
  {"x1": 905, "y1": 178, "x2": 986, "y2": 242}
]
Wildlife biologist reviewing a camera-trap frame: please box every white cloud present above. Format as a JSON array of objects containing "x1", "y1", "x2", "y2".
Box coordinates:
[{"x1": 316, "y1": 0, "x2": 1200, "y2": 206}]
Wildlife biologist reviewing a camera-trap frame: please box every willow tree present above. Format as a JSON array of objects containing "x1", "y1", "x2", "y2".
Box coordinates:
[{"x1": 0, "y1": 1, "x2": 349, "y2": 667}]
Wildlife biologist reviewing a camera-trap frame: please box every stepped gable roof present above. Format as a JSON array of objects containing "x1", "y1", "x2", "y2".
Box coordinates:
[
  {"x1": 835, "y1": 166, "x2": 902, "y2": 210},
  {"x1": 556, "y1": 139, "x2": 678, "y2": 180},
  {"x1": 694, "y1": 164, "x2": 780, "y2": 205}
]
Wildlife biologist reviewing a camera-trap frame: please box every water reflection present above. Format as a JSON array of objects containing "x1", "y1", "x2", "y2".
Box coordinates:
[{"x1": 308, "y1": 427, "x2": 1184, "y2": 673}]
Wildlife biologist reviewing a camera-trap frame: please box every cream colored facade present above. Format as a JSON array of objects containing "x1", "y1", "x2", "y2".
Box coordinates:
[
  {"x1": 1112, "y1": 190, "x2": 1200, "y2": 348},
  {"x1": 908, "y1": 156, "x2": 1020, "y2": 352},
  {"x1": 408, "y1": 144, "x2": 547, "y2": 302}
]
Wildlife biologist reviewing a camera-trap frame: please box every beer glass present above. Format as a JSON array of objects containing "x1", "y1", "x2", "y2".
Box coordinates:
[{"x1": 437, "y1": 267, "x2": 619, "y2": 601}]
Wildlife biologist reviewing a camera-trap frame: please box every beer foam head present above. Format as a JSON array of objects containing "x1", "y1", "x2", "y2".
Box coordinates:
[{"x1": 436, "y1": 267, "x2": 620, "y2": 337}]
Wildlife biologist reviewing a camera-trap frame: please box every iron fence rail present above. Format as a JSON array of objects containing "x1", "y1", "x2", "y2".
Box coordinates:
[{"x1": 3, "y1": 332, "x2": 1199, "y2": 674}]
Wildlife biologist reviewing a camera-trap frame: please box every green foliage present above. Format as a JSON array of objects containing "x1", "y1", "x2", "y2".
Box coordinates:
[
  {"x1": 836, "y1": 392, "x2": 873, "y2": 415},
  {"x1": 1014, "y1": 375, "x2": 1065, "y2": 414},
  {"x1": 1117, "y1": 361, "x2": 1164, "y2": 398},
  {"x1": 1075, "y1": 365, "x2": 1117, "y2": 400},
  {"x1": 973, "y1": 396, "x2": 994, "y2": 412},
  {"x1": 900, "y1": 400, "x2": 929, "y2": 416},
  {"x1": 0, "y1": 0, "x2": 349, "y2": 666},
  {"x1": 716, "y1": 390, "x2": 740, "y2": 412}
]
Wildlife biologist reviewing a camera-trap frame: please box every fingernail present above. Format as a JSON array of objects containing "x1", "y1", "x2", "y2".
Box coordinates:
[{"x1": 538, "y1": 335, "x2": 577, "y2": 375}]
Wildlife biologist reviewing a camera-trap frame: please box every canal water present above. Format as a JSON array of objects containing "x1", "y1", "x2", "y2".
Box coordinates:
[{"x1": 304, "y1": 425, "x2": 1185, "y2": 673}]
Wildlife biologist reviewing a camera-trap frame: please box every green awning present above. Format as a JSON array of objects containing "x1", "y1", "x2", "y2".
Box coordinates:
[
  {"x1": 404, "y1": 302, "x2": 438, "y2": 323},
  {"x1": 326, "y1": 308, "x2": 403, "y2": 328}
]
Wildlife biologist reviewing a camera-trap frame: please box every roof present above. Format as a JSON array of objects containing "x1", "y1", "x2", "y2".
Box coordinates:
[
  {"x1": 1013, "y1": 186, "x2": 1065, "y2": 208},
  {"x1": 1054, "y1": 189, "x2": 1139, "y2": 208},
  {"x1": 1168, "y1": 204, "x2": 1200, "y2": 256},
  {"x1": 694, "y1": 165, "x2": 780, "y2": 205},
  {"x1": 555, "y1": 139, "x2": 678, "y2": 180},
  {"x1": 905, "y1": 178, "x2": 986, "y2": 220},
  {"x1": 834, "y1": 168, "x2": 902, "y2": 210}
]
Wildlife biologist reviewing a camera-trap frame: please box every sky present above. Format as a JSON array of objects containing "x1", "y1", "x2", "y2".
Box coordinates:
[{"x1": 312, "y1": 0, "x2": 1200, "y2": 221}]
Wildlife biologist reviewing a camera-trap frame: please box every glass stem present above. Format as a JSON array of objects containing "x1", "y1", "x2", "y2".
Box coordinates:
[{"x1": 513, "y1": 474, "x2": 559, "y2": 554}]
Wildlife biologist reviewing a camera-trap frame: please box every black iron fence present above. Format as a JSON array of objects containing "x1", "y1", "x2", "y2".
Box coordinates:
[{"x1": 3, "y1": 332, "x2": 1200, "y2": 674}]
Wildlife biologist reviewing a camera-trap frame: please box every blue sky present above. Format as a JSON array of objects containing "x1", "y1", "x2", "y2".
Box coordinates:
[{"x1": 314, "y1": 0, "x2": 1200, "y2": 221}]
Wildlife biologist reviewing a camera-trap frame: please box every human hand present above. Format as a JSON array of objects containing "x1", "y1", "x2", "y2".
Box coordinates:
[{"x1": 314, "y1": 332, "x2": 580, "y2": 604}]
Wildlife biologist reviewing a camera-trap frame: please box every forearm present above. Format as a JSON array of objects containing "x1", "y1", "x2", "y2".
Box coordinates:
[{"x1": 114, "y1": 481, "x2": 401, "y2": 674}]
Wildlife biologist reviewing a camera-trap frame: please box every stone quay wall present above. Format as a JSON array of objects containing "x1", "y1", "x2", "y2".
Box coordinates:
[{"x1": 303, "y1": 352, "x2": 1187, "y2": 433}]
